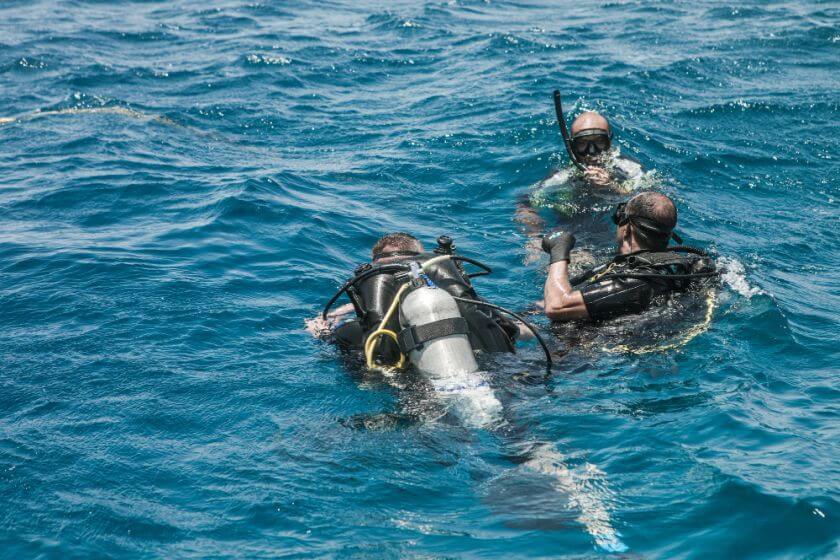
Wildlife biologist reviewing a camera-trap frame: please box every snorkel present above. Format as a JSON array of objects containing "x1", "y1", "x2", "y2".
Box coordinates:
[{"x1": 552, "y1": 90, "x2": 586, "y2": 171}]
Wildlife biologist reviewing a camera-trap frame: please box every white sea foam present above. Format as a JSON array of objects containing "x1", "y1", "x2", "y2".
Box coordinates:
[
  {"x1": 246, "y1": 53, "x2": 291, "y2": 65},
  {"x1": 718, "y1": 256, "x2": 763, "y2": 298},
  {"x1": 523, "y1": 444, "x2": 627, "y2": 552},
  {"x1": 431, "y1": 371, "x2": 502, "y2": 429}
]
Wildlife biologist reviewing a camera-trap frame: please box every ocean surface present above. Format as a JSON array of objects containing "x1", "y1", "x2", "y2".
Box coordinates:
[{"x1": 1, "y1": 1, "x2": 838, "y2": 557}]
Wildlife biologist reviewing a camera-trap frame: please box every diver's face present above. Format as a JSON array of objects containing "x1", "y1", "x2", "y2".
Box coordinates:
[{"x1": 572, "y1": 129, "x2": 611, "y2": 164}]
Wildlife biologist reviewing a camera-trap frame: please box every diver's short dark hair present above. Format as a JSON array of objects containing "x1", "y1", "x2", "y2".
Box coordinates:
[
  {"x1": 626, "y1": 192, "x2": 677, "y2": 250},
  {"x1": 371, "y1": 232, "x2": 422, "y2": 259}
]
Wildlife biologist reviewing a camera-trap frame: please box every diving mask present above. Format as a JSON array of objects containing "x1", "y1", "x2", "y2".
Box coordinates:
[
  {"x1": 612, "y1": 201, "x2": 683, "y2": 245},
  {"x1": 571, "y1": 128, "x2": 611, "y2": 156}
]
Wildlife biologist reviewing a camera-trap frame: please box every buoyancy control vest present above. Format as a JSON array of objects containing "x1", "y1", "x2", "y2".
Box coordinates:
[
  {"x1": 326, "y1": 250, "x2": 517, "y2": 364},
  {"x1": 571, "y1": 246, "x2": 718, "y2": 322}
]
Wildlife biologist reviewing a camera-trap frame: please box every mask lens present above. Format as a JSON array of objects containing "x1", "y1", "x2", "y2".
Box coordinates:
[
  {"x1": 593, "y1": 136, "x2": 610, "y2": 151},
  {"x1": 571, "y1": 130, "x2": 610, "y2": 156},
  {"x1": 572, "y1": 137, "x2": 589, "y2": 155}
]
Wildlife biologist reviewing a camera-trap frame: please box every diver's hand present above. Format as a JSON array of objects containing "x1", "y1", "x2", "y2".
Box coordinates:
[
  {"x1": 541, "y1": 229, "x2": 576, "y2": 264},
  {"x1": 583, "y1": 166, "x2": 612, "y2": 188},
  {"x1": 306, "y1": 303, "x2": 354, "y2": 339},
  {"x1": 305, "y1": 316, "x2": 332, "y2": 338}
]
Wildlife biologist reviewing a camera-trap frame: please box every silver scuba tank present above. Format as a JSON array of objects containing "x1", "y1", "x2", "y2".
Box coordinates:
[
  {"x1": 399, "y1": 281, "x2": 479, "y2": 377},
  {"x1": 399, "y1": 263, "x2": 502, "y2": 427}
]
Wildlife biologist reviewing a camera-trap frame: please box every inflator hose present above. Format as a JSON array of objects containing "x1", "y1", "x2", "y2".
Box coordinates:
[
  {"x1": 363, "y1": 283, "x2": 409, "y2": 370},
  {"x1": 451, "y1": 296, "x2": 553, "y2": 374}
]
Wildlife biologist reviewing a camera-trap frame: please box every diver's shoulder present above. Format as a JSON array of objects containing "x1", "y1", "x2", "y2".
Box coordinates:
[
  {"x1": 538, "y1": 167, "x2": 575, "y2": 188},
  {"x1": 614, "y1": 152, "x2": 644, "y2": 176}
]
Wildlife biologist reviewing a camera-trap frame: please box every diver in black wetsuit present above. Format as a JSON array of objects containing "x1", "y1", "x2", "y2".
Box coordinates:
[
  {"x1": 540, "y1": 192, "x2": 716, "y2": 322},
  {"x1": 307, "y1": 232, "x2": 526, "y2": 361}
]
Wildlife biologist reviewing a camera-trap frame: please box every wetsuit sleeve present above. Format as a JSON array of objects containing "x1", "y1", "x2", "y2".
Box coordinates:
[{"x1": 580, "y1": 277, "x2": 653, "y2": 321}]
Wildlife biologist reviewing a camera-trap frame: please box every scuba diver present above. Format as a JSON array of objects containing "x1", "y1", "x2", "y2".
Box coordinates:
[
  {"x1": 516, "y1": 96, "x2": 647, "y2": 263},
  {"x1": 305, "y1": 232, "x2": 427, "y2": 340},
  {"x1": 309, "y1": 232, "x2": 553, "y2": 428},
  {"x1": 308, "y1": 236, "x2": 628, "y2": 550},
  {"x1": 308, "y1": 232, "x2": 542, "y2": 362},
  {"x1": 540, "y1": 192, "x2": 717, "y2": 322}
]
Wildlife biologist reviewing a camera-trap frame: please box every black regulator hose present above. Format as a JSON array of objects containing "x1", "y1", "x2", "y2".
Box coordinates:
[
  {"x1": 449, "y1": 255, "x2": 493, "y2": 275},
  {"x1": 598, "y1": 271, "x2": 720, "y2": 282},
  {"x1": 321, "y1": 280, "x2": 355, "y2": 320},
  {"x1": 451, "y1": 296, "x2": 553, "y2": 374},
  {"x1": 323, "y1": 256, "x2": 495, "y2": 319},
  {"x1": 553, "y1": 90, "x2": 586, "y2": 171},
  {"x1": 451, "y1": 255, "x2": 492, "y2": 279},
  {"x1": 321, "y1": 264, "x2": 411, "y2": 320}
]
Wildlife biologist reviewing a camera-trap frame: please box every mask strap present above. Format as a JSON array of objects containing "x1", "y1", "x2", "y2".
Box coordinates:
[
  {"x1": 629, "y1": 216, "x2": 675, "y2": 247},
  {"x1": 372, "y1": 250, "x2": 420, "y2": 261}
]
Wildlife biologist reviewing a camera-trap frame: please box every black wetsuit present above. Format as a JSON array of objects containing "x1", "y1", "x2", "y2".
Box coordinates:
[{"x1": 577, "y1": 249, "x2": 716, "y2": 322}]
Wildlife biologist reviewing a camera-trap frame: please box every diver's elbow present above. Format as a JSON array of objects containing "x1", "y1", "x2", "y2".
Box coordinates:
[
  {"x1": 544, "y1": 309, "x2": 563, "y2": 322},
  {"x1": 544, "y1": 301, "x2": 570, "y2": 322},
  {"x1": 544, "y1": 296, "x2": 588, "y2": 322}
]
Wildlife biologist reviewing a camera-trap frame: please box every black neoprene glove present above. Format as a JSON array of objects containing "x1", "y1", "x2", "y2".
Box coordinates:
[{"x1": 541, "y1": 230, "x2": 576, "y2": 264}]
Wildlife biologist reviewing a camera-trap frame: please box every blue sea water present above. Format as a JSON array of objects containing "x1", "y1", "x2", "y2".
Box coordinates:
[{"x1": 1, "y1": 0, "x2": 838, "y2": 557}]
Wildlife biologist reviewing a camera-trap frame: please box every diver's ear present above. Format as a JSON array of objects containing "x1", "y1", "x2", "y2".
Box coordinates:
[
  {"x1": 623, "y1": 224, "x2": 633, "y2": 243},
  {"x1": 624, "y1": 224, "x2": 637, "y2": 249}
]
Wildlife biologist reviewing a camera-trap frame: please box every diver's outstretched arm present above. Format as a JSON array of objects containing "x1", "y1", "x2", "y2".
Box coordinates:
[
  {"x1": 514, "y1": 193, "x2": 546, "y2": 265},
  {"x1": 543, "y1": 261, "x2": 588, "y2": 321},
  {"x1": 541, "y1": 231, "x2": 589, "y2": 322},
  {"x1": 514, "y1": 192, "x2": 545, "y2": 237},
  {"x1": 305, "y1": 303, "x2": 354, "y2": 338}
]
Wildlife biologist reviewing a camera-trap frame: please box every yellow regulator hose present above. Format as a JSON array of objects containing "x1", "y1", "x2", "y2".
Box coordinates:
[{"x1": 364, "y1": 255, "x2": 451, "y2": 370}]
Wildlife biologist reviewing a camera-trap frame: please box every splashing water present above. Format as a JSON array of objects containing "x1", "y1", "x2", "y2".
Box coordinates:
[{"x1": 718, "y1": 256, "x2": 764, "y2": 299}]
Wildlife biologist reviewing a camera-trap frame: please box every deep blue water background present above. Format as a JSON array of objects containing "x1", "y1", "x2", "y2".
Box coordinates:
[{"x1": 1, "y1": 1, "x2": 838, "y2": 557}]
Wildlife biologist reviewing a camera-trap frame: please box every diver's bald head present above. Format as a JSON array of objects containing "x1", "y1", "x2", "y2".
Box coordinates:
[{"x1": 571, "y1": 111, "x2": 610, "y2": 135}]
